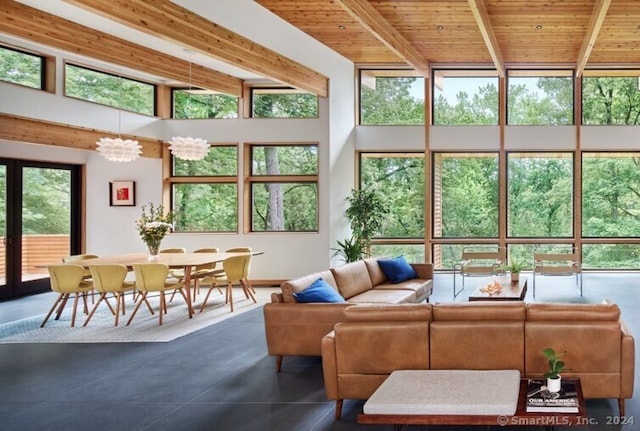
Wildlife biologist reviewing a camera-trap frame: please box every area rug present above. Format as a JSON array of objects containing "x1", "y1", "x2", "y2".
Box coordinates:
[{"x1": 0, "y1": 287, "x2": 277, "y2": 344}]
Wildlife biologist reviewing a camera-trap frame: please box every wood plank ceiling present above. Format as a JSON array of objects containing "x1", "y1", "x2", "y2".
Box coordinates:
[{"x1": 256, "y1": 0, "x2": 640, "y2": 74}]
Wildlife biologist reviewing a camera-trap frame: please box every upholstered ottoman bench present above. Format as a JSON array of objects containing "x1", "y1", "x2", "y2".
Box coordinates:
[{"x1": 359, "y1": 369, "x2": 521, "y2": 426}]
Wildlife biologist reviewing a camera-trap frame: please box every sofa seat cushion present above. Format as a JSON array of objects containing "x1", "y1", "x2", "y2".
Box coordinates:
[
  {"x1": 373, "y1": 279, "x2": 432, "y2": 300},
  {"x1": 347, "y1": 288, "x2": 417, "y2": 304},
  {"x1": 280, "y1": 270, "x2": 338, "y2": 303}
]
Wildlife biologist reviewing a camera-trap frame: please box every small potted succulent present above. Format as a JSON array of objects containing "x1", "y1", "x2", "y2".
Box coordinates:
[{"x1": 543, "y1": 347, "x2": 569, "y2": 393}]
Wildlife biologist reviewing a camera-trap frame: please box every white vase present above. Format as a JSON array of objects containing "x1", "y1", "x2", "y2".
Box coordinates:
[{"x1": 547, "y1": 375, "x2": 561, "y2": 393}]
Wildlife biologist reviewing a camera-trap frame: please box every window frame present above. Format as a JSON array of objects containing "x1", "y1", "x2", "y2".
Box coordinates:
[{"x1": 244, "y1": 142, "x2": 319, "y2": 233}]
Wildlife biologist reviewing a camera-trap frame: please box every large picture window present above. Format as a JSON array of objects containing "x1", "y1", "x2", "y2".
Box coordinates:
[
  {"x1": 432, "y1": 71, "x2": 499, "y2": 125},
  {"x1": 247, "y1": 143, "x2": 318, "y2": 232},
  {"x1": 508, "y1": 153, "x2": 573, "y2": 237},
  {"x1": 170, "y1": 145, "x2": 238, "y2": 232},
  {"x1": 433, "y1": 153, "x2": 499, "y2": 238},
  {"x1": 507, "y1": 71, "x2": 573, "y2": 125},
  {"x1": 582, "y1": 73, "x2": 640, "y2": 125},
  {"x1": 359, "y1": 70, "x2": 425, "y2": 125},
  {"x1": 582, "y1": 153, "x2": 640, "y2": 237}
]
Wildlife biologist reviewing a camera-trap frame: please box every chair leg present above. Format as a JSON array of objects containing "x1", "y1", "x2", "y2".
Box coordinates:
[
  {"x1": 114, "y1": 293, "x2": 122, "y2": 327},
  {"x1": 159, "y1": 292, "x2": 165, "y2": 325},
  {"x1": 228, "y1": 282, "x2": 234, "y2": 312},
  {"x1": 83, "y1": 292, "x2": 107, "y2": 327},
  {"x1": 71, "y1": 292, "x2": 81, "y2": 327},
  {"x1": 55, "y1": 294, "x2": 70, "y2": 320},
  {"x1": 126, "y1": 292, "x2": 148, "y2": 326},
  {"x1": 40, "y1": 293, "x2": 65, "y2": 327},
  {"x1": 199, "y1": 285, "x2": 216, "y2": 313},
  {"x1": 276, "y1": 355, "x2": 283, "y2": 373}
]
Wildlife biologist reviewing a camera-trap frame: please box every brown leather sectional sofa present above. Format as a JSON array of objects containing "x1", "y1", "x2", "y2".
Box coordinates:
[
  {"x1": 263, "y1": 258, "x2": 433, "y2": 371},
  {"x1": 321, "y1": 301, "x2": 635, "y2": 419}
]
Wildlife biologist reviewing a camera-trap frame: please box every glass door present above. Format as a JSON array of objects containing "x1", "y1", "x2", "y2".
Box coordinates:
[{"x1": 0, "y1": 159, "x2": 81, "y2": 300}]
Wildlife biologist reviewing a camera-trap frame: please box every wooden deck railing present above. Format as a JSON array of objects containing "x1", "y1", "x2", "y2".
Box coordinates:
[{"x1": 0, "y1": 235, "x2": 70, "y2": 278}]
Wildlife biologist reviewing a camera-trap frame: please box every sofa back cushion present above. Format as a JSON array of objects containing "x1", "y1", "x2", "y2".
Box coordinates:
[
  {"x1": 280, "y1": 270, "x2": 338, "y2": 303},
  {"x1": 433, "y1": 302, "x2": 526, "y2": 321},
  {"x1": 344, "y1": 303, "x2": 432, "y2": 322},
  {"x1": 526, "y1": 302, "x2": 620, "y2": 321},
  {"x1": 429, "y1": 303, "x2": 526, "y2": 371},
  {"x1": 331, "y1": 260, "x2": 373, "y2": 299},
  {"x1": 334, "y1": 321, "x2": 430, "y2": 374},
  {"x1": 364, "y1": 257, "x2": 389, "y2": 286}
]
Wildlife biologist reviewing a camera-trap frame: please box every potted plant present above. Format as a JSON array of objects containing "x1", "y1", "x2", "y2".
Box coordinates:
[
  {"x1": 331, "y1": 235, "x2": 366, "y2": 264},
  {"x1": 543, "y1": 347, "x2": 568, "y2": 393},
  {"x1": 501, "y1": 258, "x2": 525, "y2": 283},
  {"x1": 333, "y1": 188, "x2": 388, "y2": 262}
]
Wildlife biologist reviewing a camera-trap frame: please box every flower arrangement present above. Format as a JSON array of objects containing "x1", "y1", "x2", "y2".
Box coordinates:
[{"x1": 136, "y1": 203, "x2": 176, "y2": 257}]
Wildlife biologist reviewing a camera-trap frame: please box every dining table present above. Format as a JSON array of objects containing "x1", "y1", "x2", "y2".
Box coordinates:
[{"x1": 60, "y1": 251, "x2": 264, "y2": 317}]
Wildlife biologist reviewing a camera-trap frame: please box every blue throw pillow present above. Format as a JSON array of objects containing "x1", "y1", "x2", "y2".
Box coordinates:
[
  {"x1": 378, "y1": 256, "x2": 418, "y2": 283},
  {"x1": 293, "y1": 277, "x2": 346, "y2": 303}
]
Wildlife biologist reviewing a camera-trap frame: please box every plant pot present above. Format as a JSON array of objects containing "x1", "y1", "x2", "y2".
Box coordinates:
[
  {"x1": 510, "y1": 272, "x2": 519, "y2": 283},
  {"x1": 547, "y1": 375, "x2": 561, "y2": 393}
]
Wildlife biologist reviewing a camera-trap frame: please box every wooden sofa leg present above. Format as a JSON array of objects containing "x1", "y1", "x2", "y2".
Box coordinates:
[
  {"x1": 619, "y1": 398, "x2": 625, "y2": 416},
  {"x1": 276, "y1": 355, "x2": 283, "y2": 373},
  {"x1": 335, "y1": 399, "x2": 343, "y2": 420}
]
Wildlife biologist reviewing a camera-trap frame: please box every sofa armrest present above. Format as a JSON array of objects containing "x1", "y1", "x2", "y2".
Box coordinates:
[
  {"x1": 263, "y1": 302, "x2": 349, "y2": 356},
  {"x1": 411, "y1": 262, "x2": 433, "y2": 280},
  {"x1": 621, "y1": 319, "x2": 635, "y2": 399},
  {"x1": 321, "y1": 331, "x2": 338, "y2": 400}
]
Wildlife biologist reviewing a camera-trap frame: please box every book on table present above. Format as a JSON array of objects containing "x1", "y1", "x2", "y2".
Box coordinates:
[{"x1": 526, "y1": 379, "x2": 579, "y2": 413}]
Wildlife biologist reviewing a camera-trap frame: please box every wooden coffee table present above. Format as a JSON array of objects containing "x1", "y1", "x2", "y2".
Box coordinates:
[{"x1": 468, "y1": 276, "x2": 528, "y2": 301}]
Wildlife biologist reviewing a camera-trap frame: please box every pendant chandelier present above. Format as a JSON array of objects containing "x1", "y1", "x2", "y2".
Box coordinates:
[
  {"x1": 96, "y1": 71, "x2": 141, "y2": 162},
  {"x1": 168, "y1": 50, "x2": 209, "y2": 161}
]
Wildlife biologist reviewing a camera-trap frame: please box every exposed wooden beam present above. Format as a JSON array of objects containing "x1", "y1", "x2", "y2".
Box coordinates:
[
  {"x1": 575, "y1": 0, "x2": 612, "y2": 78},
  {"x1": 0, "y1": 1, "x2": 242, "y2": 97},
  {"x1": 0, "y1": 114, "x2": 162, "y2": 158},
  {"x1": 467, "y1": 0, "x2": 505, "y2": 77},
  {"x1": 65, "y1": 0, "x2": 329, "y2": 97},
  {"x1": 333, "y1": 0, "x2": 430, "y2": 77}
]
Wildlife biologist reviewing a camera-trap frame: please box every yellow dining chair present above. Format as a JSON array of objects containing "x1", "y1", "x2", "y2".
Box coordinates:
[
  {"x1": 170, "y1": 248, "x2": 224, "y2": 301},
  {"x1": 160, "y1": 248, "x2": 186, "y2": 254},
  {"x1": 62, "y1": 254, "x2": 99, "y2": 300},
  {"x1": 225, "y1": 247, "x2": 255, "y2": 294},
  {"x1": 41, "y1": 264, "x2": 93, "y2": 327},
  {"x1": 199, "y1": 254, "x2": 256, "y2": 313},
  {"x1": 128, "y1": 263, "x2": 189, "y2": 326},
  {"x1": 84, "y1": 264, "x2": 150, "y2": 327}
]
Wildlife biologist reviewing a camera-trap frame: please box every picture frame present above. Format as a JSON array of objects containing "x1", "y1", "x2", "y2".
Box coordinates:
[{"x1": 109, "y1": 181, "x2": 136, "y2": 206}]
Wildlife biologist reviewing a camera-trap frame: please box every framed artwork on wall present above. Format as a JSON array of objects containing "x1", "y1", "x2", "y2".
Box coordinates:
[{"x1": 109, "y1": 181, "x2": 136, "y2": 206}]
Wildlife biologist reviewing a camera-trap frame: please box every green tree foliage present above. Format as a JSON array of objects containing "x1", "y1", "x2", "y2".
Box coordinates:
[
  {"x1": 0, "y1": 46, "x2": 42, "y2": 88},
  {"x1": 360, "y1": 77, "x2": 425, "y2": 125},
  {"x1": 440, "y1": 156, "x2": 499, "y2": 237},
  {"x1": 22, "y1": 167, "x2": 71, "y2": 234},
  {"x1": 174, "y1": 91, "x2": 239, "y2": 119},
  {"x1": 583, "y1": 77, "x2": 640, "y2": 125},
  {"x1": 65, "y1": 64, "x2": 154, "y2": 115},
  {"x1": 508, "y1": 77, "x2": 573, "y2": 125},
  {"x1": 252, "y1": 92, "x2": 318, "y2": 118},
  {"x1": 434, "y1": 83, "x2": 498, "y2": 125}
]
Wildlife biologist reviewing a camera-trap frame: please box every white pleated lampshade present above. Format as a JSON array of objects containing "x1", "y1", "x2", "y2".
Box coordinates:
[
  {"x1": 168, "y1": 136, "x2": 210, "y2": 161},
  {"x1": 96, "y1": 137, "x2": 142, "y2": 162}
]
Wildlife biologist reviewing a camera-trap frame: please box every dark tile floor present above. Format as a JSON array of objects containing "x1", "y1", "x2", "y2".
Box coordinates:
[{"x1": 0, "y1": 272, "x2": 638, "y2": 430}]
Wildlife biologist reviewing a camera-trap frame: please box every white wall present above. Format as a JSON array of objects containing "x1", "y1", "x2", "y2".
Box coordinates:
[{"x1": 0, "y1": 0, "x2": 356, "y2": 281}]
